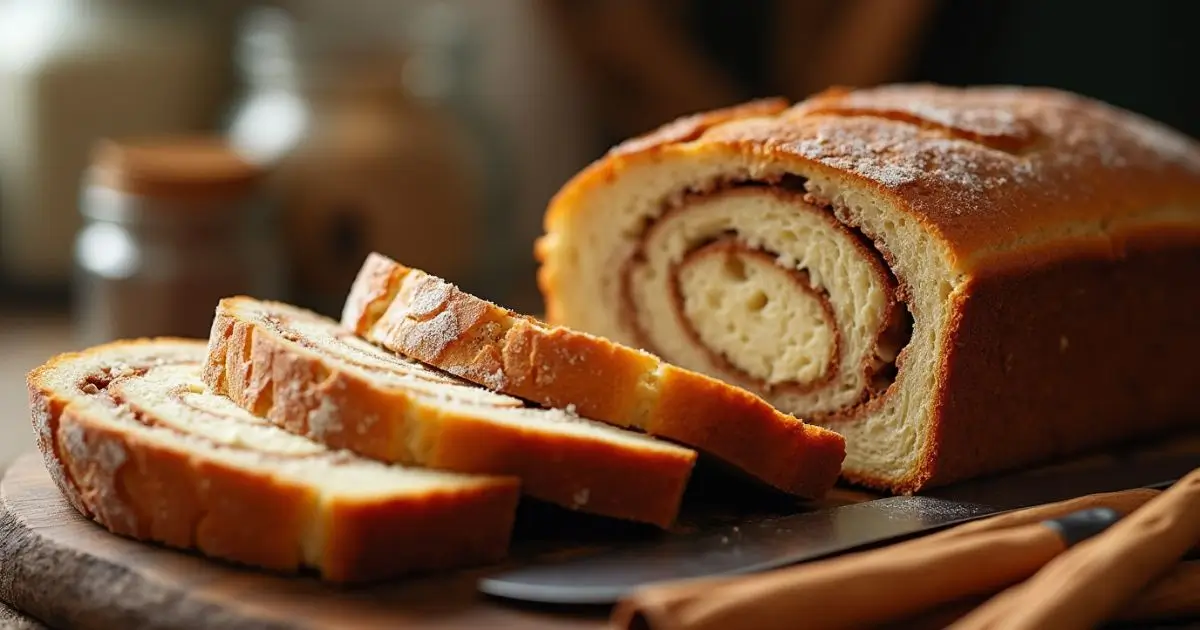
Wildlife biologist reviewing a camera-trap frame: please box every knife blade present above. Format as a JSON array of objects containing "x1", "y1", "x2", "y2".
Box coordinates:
[
  {"x1": 477, "y1": 452, "x2": 1197, "y2": 606},
  {"x1": 478, "y1": 495, "x2": 995, "y2": 605}
]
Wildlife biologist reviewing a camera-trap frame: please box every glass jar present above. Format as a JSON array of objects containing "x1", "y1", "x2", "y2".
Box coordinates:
[
  {"x1": 0, "y1": 0, "x2": 229, "y2": 289},
  {"x1": 73, "y1": 137, "x2": 284, "y2": 346},
  {"x1": 224, "y1": 3, "x2": 492, "y2": 317}
]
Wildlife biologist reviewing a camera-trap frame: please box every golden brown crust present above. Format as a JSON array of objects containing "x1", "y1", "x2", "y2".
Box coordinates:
[
  {"x1": 543, "y1": 84, "x2": 1200, "y2": 273},
  {"x1": 906, "y1": 232, "x2": 1200, "y2": 493},
  {"x1": 59, "y1": 415, "x2": 316, "y2": 572},
  {"x1": 429, "y1": 413, "x2": 692, "y2": 528},
  {"x1": 340, "y1": 252, "x2": 410, "y2": 338},
  {"x1": 348, "y1": 255, "x2": 847, "y2": 498},
  {"x1": 205, "y1": 311, "x2": 414, "y2": 462},
  {"x1": 28, "y1": 338, "x2": 520, "y2": 582},
  {"x1": 206, "y1": 297, "x2": 698, "y2": 527},
  {"x1": 319, "y1": 484, "x2": 522, "y2": 582},
  {"x1": 26, "y1": 379, "x2": 91, "y2": 519},
  {"x1": 649, "y1": 365, "x2": 847, "y2": 498}
]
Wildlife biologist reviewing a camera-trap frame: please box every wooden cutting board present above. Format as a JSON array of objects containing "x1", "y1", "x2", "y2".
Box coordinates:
[
  {"x1": 0, "y1": 453, "x2": 875, "y2": 630},
  {"x1": 4, "y1": 435, "x2": 1199, "y2": 630}
]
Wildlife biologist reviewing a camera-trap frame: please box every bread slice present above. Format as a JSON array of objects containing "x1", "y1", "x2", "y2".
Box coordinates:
[
  {"x1": 27, "y1": 338, "x2": 521, "y2": 582},
  {"x1": 341, "y1": 252, "x2": 846, "y2": 499},
  {"x1": 203, "y1": 297, "x2": 698, "y2": 527}
]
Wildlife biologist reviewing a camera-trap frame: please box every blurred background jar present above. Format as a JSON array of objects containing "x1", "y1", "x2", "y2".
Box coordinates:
[
  {"x1": 73, "y1": 137, "x2": 285, "y2": 346},
  {"x1": 226, "y1": 2, "x2": 498, "y2": 318},
  {"x1": 0, "y1": 0, "x2": 233, "y2": 294}
]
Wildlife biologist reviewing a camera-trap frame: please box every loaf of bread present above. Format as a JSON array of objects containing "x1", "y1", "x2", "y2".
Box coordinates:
[
  {"x1": 27, "y1": 338, "x2": 521, "y2": 582},
  {"x1": 203, "y1": 296, "x2": 698, "y2": 527},
  {"x1": 342, "y1": 253, "x2": 846, "y2": 499},
  {"x1": 534, "y1": 84, "x2": 1200, "y2": 493}
]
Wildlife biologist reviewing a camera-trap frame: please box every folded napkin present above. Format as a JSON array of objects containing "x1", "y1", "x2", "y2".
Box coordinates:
[{"x1": 612, "y1": 469, "x2": 1200, "y2": 630}]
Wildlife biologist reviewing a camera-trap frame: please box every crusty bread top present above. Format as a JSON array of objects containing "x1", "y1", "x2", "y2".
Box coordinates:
[{"x1": 543, "y1": 84, "x2": 1200, "y2": 272}]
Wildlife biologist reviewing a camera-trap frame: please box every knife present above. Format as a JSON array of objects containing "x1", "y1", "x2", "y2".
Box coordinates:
[{"x1": 477, "y1": 453, "x2": 1197, "y2": 605}]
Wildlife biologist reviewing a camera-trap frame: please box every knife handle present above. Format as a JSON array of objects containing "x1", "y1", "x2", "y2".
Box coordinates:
[
  {"x1": 614, "y1": 508, "x2": 1120, "y2": 630},
  {"x1": 1042, "y1": 507, "x2": 1122, "y2": 546},
  {"x1": 949, "y1": 466, "x2": 1200, "y2": 630}
]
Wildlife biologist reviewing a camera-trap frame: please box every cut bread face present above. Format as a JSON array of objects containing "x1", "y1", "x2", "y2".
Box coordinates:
[
  {"x1": 204, "y1": 297, "x2": 698, "y2": 527},
  {"x1": 342, "y1": 253, "x2": 846, "y2": 499},
  {"x1": 27, "y1": 338, "x2": 521, "y2": 582},
  {"x1": 535, "y1": 121, "x2": 956, "y2": 493}
]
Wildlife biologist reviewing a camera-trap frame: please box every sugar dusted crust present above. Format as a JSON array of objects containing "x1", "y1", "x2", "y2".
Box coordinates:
[
  {"x1": 204, "y1": 296, "x2": 698, "y2": 527},
  {"x1": 27, "y1": 338, "x2": 521, "y2": 582},
  {"x1": 535, "y1": 84, "x2": 1200, "y2": 493},
  {"x1": 343, "y1": 254, "x2": 847, "y2": 499},
  {"x1": 589, "y1": 85, "x2": 1200, "y2": 268}
]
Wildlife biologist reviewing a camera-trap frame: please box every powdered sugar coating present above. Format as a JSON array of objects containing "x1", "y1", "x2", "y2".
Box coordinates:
[
  {"x1": 793, "y1": 84, "x2": 1037, "y2": 150},
  {"x1": 307, "y1": 392, "x2": 343, "y2": 439},
  {"x1": 28, "y1": 394, "x2": 89, "y2": 515},
  {"x1": 29, "y1": 396, "x2": 54, "y2": 466},
  {"x1": 695, "y1": 84, "x2": 1200, "y2": 262},
  {"x1": 60, "y1": 420, "x2": 134, "y2": 533},
  {"x1": 254, "y1": 300, "x2": 522, "y2": 408},
  {"x1": 340, "y1": 252, "x2": 402, "y2": 334},
  {"x1": 373, "y1": 274, "x2": 488, "y2": 366}
]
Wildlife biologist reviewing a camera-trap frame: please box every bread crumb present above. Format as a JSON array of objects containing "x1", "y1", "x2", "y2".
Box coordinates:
[
  {"x1": 572, "y1": 488, "x2": 590, "y2": 507},
  {"x1": 1059, "y1": 335, "x2": 1069, "y2": 352}
]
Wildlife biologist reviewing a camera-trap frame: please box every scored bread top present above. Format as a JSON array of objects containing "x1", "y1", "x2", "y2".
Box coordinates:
[
  {"x1": 543, "y1": 84, "x2": 1200, "y2": 272},
  {"x1": 27, "y1": 338, "x2": 521, "y2": 582},
  {"x1": 342, "y1": 253, "x2": 847, "y2": 499},
  {"x1": 204, "y1": 296, "x2": 698, "y2": 527}
]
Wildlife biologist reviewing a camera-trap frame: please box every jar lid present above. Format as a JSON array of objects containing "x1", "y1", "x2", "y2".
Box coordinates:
[{"x1": 88, "y1": 137, "x2": 266, "y2": 201}]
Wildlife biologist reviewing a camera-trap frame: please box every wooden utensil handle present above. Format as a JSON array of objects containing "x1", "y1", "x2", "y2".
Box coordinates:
[
  {"x1": 950, "y1": 467, "x2": 1200, "y2": 630},
  {"x1": 614, "y1": 509, "x2": 1121, "y2": 630}
]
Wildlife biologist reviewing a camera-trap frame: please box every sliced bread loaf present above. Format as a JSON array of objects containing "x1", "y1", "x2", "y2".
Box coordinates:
[
  {"x1": 27, "y1": 338, "x2": 520, "y2": 582},
  {"x1": 342, "y1": 252, "x2": 846, "y2": 498},
  {"x1": 203, "y1": 297, "x2": 698, "y2": 527}
]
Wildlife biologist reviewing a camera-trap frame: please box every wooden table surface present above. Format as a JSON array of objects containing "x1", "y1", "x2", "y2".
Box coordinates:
[{"x1": 0, "y1": 459, "x2": 47, "y2": 630}]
